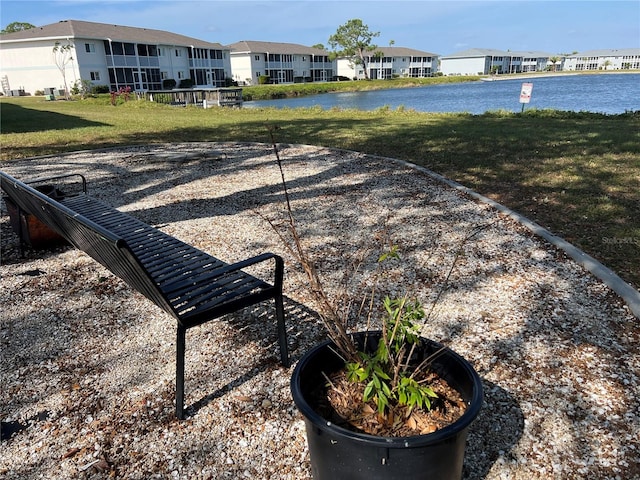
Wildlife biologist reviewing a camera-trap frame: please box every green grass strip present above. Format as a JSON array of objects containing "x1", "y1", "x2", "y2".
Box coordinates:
[{"x1": 1, "y1": 95, "x2": 639, "y2": 292}]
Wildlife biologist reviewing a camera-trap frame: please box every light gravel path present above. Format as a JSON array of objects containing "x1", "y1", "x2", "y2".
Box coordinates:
[{"x1": 1, "y1": 143, "x2": 638, "y2": 479}]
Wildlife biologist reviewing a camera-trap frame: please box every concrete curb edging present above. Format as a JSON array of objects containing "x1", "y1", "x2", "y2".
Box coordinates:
[{"x1": 386, "y1": 156, "x2": 640, "y2": 320}]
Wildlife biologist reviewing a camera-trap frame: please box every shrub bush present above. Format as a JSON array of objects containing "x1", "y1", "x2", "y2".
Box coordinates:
[
  {"x1": 163, "y1": 79, "x2": 177, "y2": 89},
  {"x1": 91, "y1": 85, "x2": 111, "y2": 94}
]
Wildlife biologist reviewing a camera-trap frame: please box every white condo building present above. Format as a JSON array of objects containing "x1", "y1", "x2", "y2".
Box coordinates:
[
  {"x1": 1, "y1": 19, "x2": 638, "y2": 96},
  {"x1": 563, "y1": 49, "x2": 640, "y2": 71},
  {"x1": 439, "y1": 48, "x2": 559, "y2": 75},
  {"x1": 336, "y1": 47, "x2": 439, "y2": 80},
  {"x1": 0, "y1": 19, "x2": 231, "y2": 95},
  {"x1": 228, "y1": 41, "x2": 333, "y2": 85}
]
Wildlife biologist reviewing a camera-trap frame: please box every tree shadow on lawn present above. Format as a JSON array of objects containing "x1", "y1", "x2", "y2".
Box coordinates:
[{"x1": 0, "y1": 102, "x2": 107, "y2": 134}]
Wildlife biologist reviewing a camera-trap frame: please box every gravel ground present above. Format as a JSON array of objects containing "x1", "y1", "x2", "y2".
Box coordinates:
[{"x1": 1, "y1": 143, "x2": 638, "y2": 479}]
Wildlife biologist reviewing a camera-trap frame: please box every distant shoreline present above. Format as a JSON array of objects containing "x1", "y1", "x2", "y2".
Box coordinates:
[
  {"x1": 241, "y1": 71, "x2": 640, "y2": 101},
  {"x1": 480, "y1": 70, "x2": 640, "y2": 81}
]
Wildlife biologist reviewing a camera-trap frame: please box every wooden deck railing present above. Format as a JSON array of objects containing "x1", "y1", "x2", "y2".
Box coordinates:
[{"x1": 145, "y1": 88, "x2": 242, "y2": 107}]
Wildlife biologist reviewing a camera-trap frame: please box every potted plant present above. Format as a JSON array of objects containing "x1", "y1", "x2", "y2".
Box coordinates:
[
  {"x1": 265, "y1": 129, "x2": 484, "y2": 479},
  {"x1": 3, "y1": 183, "x2": 68, "y2": 248}
]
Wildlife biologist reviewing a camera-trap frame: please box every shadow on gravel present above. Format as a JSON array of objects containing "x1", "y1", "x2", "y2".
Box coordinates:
[
  {"x1": 0, "y1": 411, "x2": 50, "y2": 441},
  {"x1": 187, "y1": 297, "x2": 326, "y2": 417},
  {"x1": 463, "y1": 380, "x2": 524, "y2": 479}
]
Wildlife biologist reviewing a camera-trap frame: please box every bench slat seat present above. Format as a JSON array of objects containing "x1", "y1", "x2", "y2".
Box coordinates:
[
  {"x1": 1, "y1": 171, "x2": 289, "y2": 419},
  {"x1": 60, "y1": 194, "x2": 276, "y2": 326}
]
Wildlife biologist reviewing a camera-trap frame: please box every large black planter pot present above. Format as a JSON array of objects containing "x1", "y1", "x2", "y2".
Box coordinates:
[{"x1": 291, "y1": 332, "x2": 483, "y2": 480}]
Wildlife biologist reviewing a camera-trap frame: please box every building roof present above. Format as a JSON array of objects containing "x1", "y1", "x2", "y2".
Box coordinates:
[
  {"x1": 0, "y1": 19, "x2": 226, "y2": 50},
  {"x1": 507, "y1": 50, "x2": 556, "y2": 58},
  {"x1": 228, "y1": 40, "x2": 328, "y2": 56},
  {"x1": 365, "y1": 46, "x2": 439, "y2": 57},
  {"x1": 566, "y1": 48, "x2": 640, "y2": 57},
  {"x1": 442, "y1": 48, "x2": 559, "y2": 59},
  {"x1": 441, "y1": 48, "x2": 509, "y2": 59}
]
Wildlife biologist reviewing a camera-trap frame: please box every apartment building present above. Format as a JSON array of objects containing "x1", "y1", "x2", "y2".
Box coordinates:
[
  {"x1": 441, "y1": 47, "x2": 640, "y2": 76},
  {"x1": 0, "y1": 19, "x2": 231, "y2": 95},
  {"x1": 2, "y1": 19, "x2": 638, "y2": 96},
  {"x1": 506, "y1": 51, "x2": 558, "y2": 73},
  {"x1": 336, "y1": 46, "x2": 439, "y2": 80},
  {"x1": 440, "y1": 48, "x2": 558, "y2": 75},
  {"x1": 564, "y1": 49, "x2": 640, "y2": 71},
  {"x1": 228, "y1": 41, "x2": 333, "y2": 85}
]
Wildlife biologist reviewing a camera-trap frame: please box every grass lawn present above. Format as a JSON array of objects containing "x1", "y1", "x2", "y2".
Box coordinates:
[{"x1": 1, "y1": 95, "x2": 639, "y2": 292}]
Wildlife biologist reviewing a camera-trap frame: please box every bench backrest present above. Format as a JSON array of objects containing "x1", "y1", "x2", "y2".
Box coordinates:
[{"x1": 1, "y1": 170, "x2": 176, "y2": 316}]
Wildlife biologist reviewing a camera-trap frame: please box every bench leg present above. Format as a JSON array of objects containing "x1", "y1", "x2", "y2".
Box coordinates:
[
  {"x1": 14, "y1": 204, "x2": 25, "y2": 257},
  {"x1": 273, "y1": 256, "x2": 289, "y2": 368},
  {"x1": 275, "y1": 293, "x2": 289, "y2": 368},
  {"x1": 176, "y1": 325, "x2": 186, "y2": 420}
]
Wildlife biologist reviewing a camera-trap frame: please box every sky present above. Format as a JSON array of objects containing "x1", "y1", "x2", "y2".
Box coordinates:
[{"x1": 1, "y1": 0, "x2": 639, "y2": 55}]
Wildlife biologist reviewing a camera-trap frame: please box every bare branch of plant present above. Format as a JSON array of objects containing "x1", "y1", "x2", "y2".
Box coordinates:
[{"x1": 263, "y1": 127, "x2": 492, "y2": 420}]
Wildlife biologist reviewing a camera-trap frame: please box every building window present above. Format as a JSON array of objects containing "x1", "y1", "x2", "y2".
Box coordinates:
[
  {"x1": 85, "y1": 43, "x2": 95, "y2": 53},
  {"x1": 175, "y1": 49, "x2": 183, "y2": 57},
  {"x1": 178, "y1": 71, "x2": 185, "y2": 79},
  {"x1": 112, "y1": 42, "x2": 124, "y2": 55},
  {"x1": 158, "y1": 48, "x2": 165, "y2": 56},
  {"x1": 255, "y1": 55, "x2": 260, "y2": 61},
  {"x1": 209, "y1": 49, "x2": 223, "y2": 59},
  {"x1": 137, "y1": 44, "x2": 157, "y2": 57},
  {"x1": 266, "y1": 69, "x2": 293, "y2": 83},
  {"x1": 90, "y1": 71, "x2": 100, "y2": 81}
]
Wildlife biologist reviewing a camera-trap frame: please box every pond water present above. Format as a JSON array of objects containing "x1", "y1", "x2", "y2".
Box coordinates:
[{"x1": 244, "y1": 73, "x2": 640, "y2": 114}]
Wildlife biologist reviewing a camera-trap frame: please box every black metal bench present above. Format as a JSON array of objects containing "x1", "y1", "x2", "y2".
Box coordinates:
[{"x1": 1, "y1": 170, "x2": 289, "y2": 419}]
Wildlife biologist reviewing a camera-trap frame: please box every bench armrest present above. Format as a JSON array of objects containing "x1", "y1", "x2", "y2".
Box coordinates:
[
  {"x1": 225, "y1": 252, "x2": 282, "y2": 271},
  {"x1": 26, "y1": 173, "x2": 87, "y2": 194},
  {"x1": 218, "y1": 252, "x2": 284, "y2": 287}
]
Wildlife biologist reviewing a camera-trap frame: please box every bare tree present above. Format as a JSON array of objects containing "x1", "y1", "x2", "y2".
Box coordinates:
[{"x1": 53, "y1": 41, "x2": 74, "y2": 99}]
